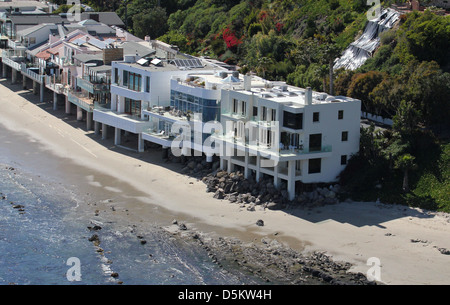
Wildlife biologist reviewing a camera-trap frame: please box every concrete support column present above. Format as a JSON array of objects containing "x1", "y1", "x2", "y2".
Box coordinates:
[
  {"x1": 102, "y1": 123, "x2": 108, "y2": 140},
  {"x1": 2, "y1": 64, "x2": 6, "y2": 78},
  {"x1": 244, "y1": 151, "x2": 250, "y2": 179},
  {"x1": 219, "y1": 156, "x2": 225, "y2": 170},
  {"x1": 138, "y1": 133, "x2": 145, "y2": 153},
  {"x1": 40, "y1": 82, "x2": 44, "y2": 103},
  {"x1": 33, "y1": 80, "x2": 38, "y2": 95},
  {"x1": 22, "y1": 74, "x2": 27, "y2": 89},
  {"x1": 162, "y1": 146, "x2": 169, "y2": 159},
  {"x1": 256, "y1": 155, "x2": 261, "y2": 182},
  {"x1": 287, "y1": 160, "x2": 296, "y2": 201},
  {"x1": 53, "y1": 92, "x2": 58, "y2": 110},
  {"x1": 94, "y1": 121, "x2": 100, "y2": 135},
  {"x1": 206, "y1": 154, "x2": 213, "y2": 163},
  {"x1": 65, "y1": 96, "x2": 71, "y2": 114},
  {"x1": 114, "y1": 127, "x2": 121, "y2": 145},
  {"x1": 86, "y1": 112, "x2": 93, "y2": 130},
  {"x1": 11, "y1": 69, "x2": 17, "y2": 84},
  {"x1": 274, "y1": 165, "x2": 280, "y2": 189},
  {"x1": 227, "y1": 157, "x2": 234, "y2": 174},
  {"x1": 76, "y1": 106, "x2": 83, "y2": 121}
]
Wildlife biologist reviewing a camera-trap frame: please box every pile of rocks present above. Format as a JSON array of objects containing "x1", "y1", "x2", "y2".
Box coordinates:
[
  {"x1": 202, "y1": 170, "x2": 290, "y2": 210},
  {"x1": 162, "y1": 151, "x2": 342, "y2": 210},
  {"x1": 202, "y1": 170, "x2": 341, "y2": 210}
]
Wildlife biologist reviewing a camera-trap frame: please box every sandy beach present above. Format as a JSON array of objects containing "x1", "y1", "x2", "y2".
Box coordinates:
[{"x1": 0, "y1": 78, "x2": 449, "y2": 285}]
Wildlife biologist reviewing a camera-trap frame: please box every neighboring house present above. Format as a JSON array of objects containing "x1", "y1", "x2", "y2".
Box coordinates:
[{"x1": 80, "y1": 12, "x2": 125, "y2": 28}]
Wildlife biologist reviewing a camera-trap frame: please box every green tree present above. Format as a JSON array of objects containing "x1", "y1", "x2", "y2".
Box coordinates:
[
  {"x1": 347, "y1": 71, "x2": 386, "y2": 113},
  {"x1": 395, "y1": 153, "x2": 417, "y2": 193},
  {"x1": 393, "y1": 100, "x2": 421, "y2": 136},
  {"x1": 132, "y1": 7, "x2": 168, "y2": 39}
]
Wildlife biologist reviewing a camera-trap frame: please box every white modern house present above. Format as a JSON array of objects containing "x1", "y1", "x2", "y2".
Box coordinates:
[
  {"x1": 93, "y1": 42, "x2": 227, "y2": 152},
  {"x1": 141, "y1": 70, "x2": 232, "y2": 159},
  {"x1": 215, "y1": 74, "x2": 361, "y2": 200}
]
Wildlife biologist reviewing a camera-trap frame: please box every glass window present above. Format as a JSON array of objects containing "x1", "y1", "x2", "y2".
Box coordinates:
[
  {"x1": 253, "y1": 106, "x2": 258, "y2": 117},
  {"x1": 123, "y1": 70, "x2": 128, "y2": 87},
  {"x1": 313, "y1": 112, "x2": 320, "y2": 122},
  {"x1": 341, "y1": 155, "x2": 347, "y2": 165},
  {"x1": 342, "y1": 131, "x2": 348, "y2": 142},
  {"x1": 308, "y1": 158, "x2": 321, "y2": 174},
  {"x1": 338, "y1": 110, "x2": 344, "y2": 120},
  {"x1": 283, "y1": 111, "x2": 303, "y2": 130}
]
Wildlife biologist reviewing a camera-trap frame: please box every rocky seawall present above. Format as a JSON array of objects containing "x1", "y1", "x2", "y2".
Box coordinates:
[{"x1": 165, "y1": 152, "x2": 342, "y2": 210}]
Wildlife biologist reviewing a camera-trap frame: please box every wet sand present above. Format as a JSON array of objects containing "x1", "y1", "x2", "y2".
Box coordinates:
[{"x1": 1, "y1": 77, "x2": 449, "y2": 285}]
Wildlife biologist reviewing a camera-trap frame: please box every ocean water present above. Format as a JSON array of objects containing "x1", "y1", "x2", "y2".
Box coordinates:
[{"x1": 0, "y1": 164, "x2": 266, "y2": 285}]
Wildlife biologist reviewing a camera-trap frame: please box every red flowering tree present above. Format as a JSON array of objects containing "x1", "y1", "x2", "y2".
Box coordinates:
[{"x1": 222, "y1": 27, "x2": 243, "y2": 49}]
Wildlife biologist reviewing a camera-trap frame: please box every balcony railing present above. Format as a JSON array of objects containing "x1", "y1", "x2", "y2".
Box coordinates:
[
  {"x1": 77, "y1": 76, "x2": 110, "y2": 94},
  {"x1": 213, "y1": 133, "x2": 332, "y2": 158},
  {"x1": 93, "y1": 102, "x2": 150, "y2": 134},
  {"x1": 44, "y1": 75, "x2": 68, "y2": 95},
  {"x1": 2, "y1": 55, "x2": 22, "y2": 71},
  {"x1": 20, "y1": 63, "x2": 43, "y2": 83},
  {"x1": 110, "y1": 83, "x2": 148, "y2": 101},
  {"x1": 68, "y1": 91, "x2": 94, "y2": 112}
]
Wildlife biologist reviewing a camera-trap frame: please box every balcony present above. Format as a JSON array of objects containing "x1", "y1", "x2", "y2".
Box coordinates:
[
  {"x1": 212, "y1": 133, "x2": 333, "y2": 161},
  {"x1": 110, "y1": 83, "x2": 149, "y2": 101},
  {"x1": 221, "y1": 111, "x2": 247, "y2": 121},
  {"x1": 21, "y1": 63, "x2": 43, "y2": 83},
  {"x1": 7, "y1": 39, "x2": 26, "y2": 51},
  {"x1": 77, "y1": 76, "x2": 110, "y2": 95},
  {"x1": 44, "y1": 75, "x2": 68, "y2": 95},
  {"x1": 141, "y1": 126, "x2": 177, "y2": 148},
  {"x1": 2, "y1": 54, "x2": 22, "y2": 71},
  {"x1": 93, "y1": 103, "x2": 150, "y2": 134},
  {"x1": 68, "y1": 91, "x2": 94, "y2": 112}
]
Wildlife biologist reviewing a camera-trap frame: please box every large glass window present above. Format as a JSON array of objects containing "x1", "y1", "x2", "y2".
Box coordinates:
[
  {"x1": 122, "y1": 71, "x2": 141, "y2": 91},
  {"x1": 309, "y1": 134, "x2": 322, "y2": 152},
  {"x1": 124, "y1": 98, "x2": 141, "y2": 117},
  {"x1": 283, "y1": 111, "x2": 303, "y2": 130},
  {"x1": 170, "y1": 90, "x2": 220, "y2": 122}
]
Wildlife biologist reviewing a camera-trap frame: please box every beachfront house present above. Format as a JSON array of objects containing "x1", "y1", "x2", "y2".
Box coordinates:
[
  {"x1": 215, "y1": 75, "x2": 361, "y2": 200},
  {"x1": 93, "y1": 40, "x2": 225, "y2": 152},
  {"x1": 141, "y1": 70, "x2": 228, "y2": 160}
]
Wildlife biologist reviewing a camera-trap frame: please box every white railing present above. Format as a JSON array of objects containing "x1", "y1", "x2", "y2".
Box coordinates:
[
  {"x1": 68, "y1": 91, "x2": 94, "y2": 112},
  {"x1": 20, "y1": 63, "x2": 44, "y2": 83},
  {"x1": 7, "y1": 39, "x2": 23, "y2": 50},
  {"x1": 2, "y1": 56, "x2": 22, "y2": 71}
]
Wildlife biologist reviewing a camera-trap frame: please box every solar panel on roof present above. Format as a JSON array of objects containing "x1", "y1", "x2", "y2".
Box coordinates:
[
  {"x1": 88, "y1": 38, "x2": 107, "y2": 49},
  {"x1": 171, "y1": 58, "x2": 203, "y2": 68}
]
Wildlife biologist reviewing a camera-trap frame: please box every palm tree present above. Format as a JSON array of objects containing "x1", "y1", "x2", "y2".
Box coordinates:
[
  {"x1": 257, "y1": 56, "x2": 274, "y2": 79},
  {"x1": 395, "y1": 153, "x2": 417, "y2": 193}
]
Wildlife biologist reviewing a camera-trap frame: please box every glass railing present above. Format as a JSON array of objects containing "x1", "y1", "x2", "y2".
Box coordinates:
[
  {"x1": 68, "y1": 91, "x2": 94, "y2": 112},
  {"x1": 213, "y1": 133, "x2": 332, "y2": 156}
]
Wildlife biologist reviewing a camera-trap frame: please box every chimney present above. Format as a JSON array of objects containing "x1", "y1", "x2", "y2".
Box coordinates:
[
  {"x1": 103, "y1": 47, "x2": 124, "y2": 65},
  {"x1": 144, "y1": 35, "x2": 151, "y2": 42},
  {"x1": 244, "y1": 74, "x2": 252, "y2": 91},
  {"x1": 305, "y1": 87, "x2": 312, "y2": 105}
]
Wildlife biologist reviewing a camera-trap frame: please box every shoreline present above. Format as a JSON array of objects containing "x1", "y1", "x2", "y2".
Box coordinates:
[{"x1": 1, "y1": 78, "x2": 450, "y2": 284}]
